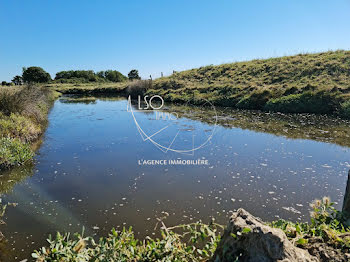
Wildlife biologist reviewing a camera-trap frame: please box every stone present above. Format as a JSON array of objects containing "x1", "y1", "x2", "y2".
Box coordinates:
[
  {"x1": 342, "y1": 170, "x2": 350, "y2": 215},
  {"x1": 211, "y1": 208, "x2": 318, "y2": 262}
]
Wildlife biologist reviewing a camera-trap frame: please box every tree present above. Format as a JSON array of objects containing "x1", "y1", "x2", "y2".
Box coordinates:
[
  {"x1": 22, "y1": 67, "x2": 51, "y2": 83},
  {"x1": 1, "y1": 81, "x2": 7, "y2": 86},
  {"x1": 96, "y1": 71, "x2": 105, "y2": 79},
  {"x1": 128, "y1": 69, "x2": 141, "y2": 80},
  {"x1": 12, "y1": 75, "x2": 23, "y2": 85}
]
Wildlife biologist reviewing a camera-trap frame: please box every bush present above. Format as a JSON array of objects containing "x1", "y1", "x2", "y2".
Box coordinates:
[
  {"x1": 0, "y1": 88, "x2": 26, "y2": 115},
  {"x1": 126, "y1": 80, "x2": 152, "y2": 97},
  {"x1": 264, "y1": 91, "x2": 340, "y2": 114},
  {"x1": 0, "y1": 137, "x2": 34, "y2": 168},
  {"x1": 0, "y1": 85, "x2": 52, "y2": 122}
]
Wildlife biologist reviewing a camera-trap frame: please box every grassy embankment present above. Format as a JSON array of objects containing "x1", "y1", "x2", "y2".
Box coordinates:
[
  {"x1": 0, "y1": 85, "x2": 58, "y2": 169},
  {"x1": 146, "y1": 50, "x2": 350, "y2": 118},
  {"x1": 31, "y1": 197, "x2": 350, "y2": 261},
  {"x1": 48, "y1": 51, "x2": 350, "y2": 118}
]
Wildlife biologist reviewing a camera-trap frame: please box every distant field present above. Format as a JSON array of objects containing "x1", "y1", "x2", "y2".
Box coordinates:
[{"x1": 47, "y1": 82, "x2": 128, "y2": 94}]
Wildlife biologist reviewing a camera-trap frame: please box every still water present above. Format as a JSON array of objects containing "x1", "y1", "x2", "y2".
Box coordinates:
[{"x1": 1, "y1": 96, "x2": 350, "y2": 260}]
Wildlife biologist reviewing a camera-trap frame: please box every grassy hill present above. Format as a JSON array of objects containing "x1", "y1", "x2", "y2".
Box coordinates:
[{"x1": 148, "y1": 50, "x2": 350, "y2": 117}]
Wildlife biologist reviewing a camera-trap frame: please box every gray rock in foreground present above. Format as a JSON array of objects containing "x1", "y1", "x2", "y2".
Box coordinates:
[{"x1": 211, "y1": 208, "x2": 318, "y2": 262}]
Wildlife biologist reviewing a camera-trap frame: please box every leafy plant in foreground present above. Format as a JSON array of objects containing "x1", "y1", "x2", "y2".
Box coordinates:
[
  {"x1": 32, "y1": 219, "x2": 223, "y2": 262},
  {"x1": 271, "y1": 197, "x2": 350, "y2": 249}
]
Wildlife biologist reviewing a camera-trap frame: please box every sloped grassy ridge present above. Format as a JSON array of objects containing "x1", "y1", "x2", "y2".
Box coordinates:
[{"x1": 148, "y1": 50, "x2": 350, "y2": 117}]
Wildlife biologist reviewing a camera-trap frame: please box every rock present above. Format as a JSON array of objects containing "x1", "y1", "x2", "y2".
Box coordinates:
[
  {"x1": 305, "y1": 237, "x2": 348, "y2": 262},
  {"x1": 342, "y1": 170, "x2": 350, "y2": 216},
  {"x1": 211, "y1": 208, "x2": 318, "y2": 262}
]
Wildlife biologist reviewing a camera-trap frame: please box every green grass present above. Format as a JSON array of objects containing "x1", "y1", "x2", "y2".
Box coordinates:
[
  {"x1": 147, "y1": 50, "x2": 350, "y2": 117},
  {"x1": 0, "y1": 85, "x2": 56, "y2": 169},
  {"x1": 0, "y1": 137, "x2": 34, "y2": 167},
  {"x1": 264, "y1": 91, "x2": 340, "y2": 114}
]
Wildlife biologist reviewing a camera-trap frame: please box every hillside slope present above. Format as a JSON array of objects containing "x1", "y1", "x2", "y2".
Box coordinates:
[{"x1": 149, "y1": 50, "x2": 350, "y2": 117}]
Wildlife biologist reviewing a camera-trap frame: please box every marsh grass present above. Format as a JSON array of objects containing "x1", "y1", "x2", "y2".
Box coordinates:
[
  {"x1": 50, "y1": 82, "x2": 128, "y2": 95},
  {"x1": 0, "y1": 85, "x2": 56, "y2": 168}
]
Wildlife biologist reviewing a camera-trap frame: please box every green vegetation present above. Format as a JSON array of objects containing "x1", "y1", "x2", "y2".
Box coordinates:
[
  {"x1": 147, "y1": 50, "x2": 350, "y2": 118},
  {"x1": 128, "y1": 69, "x2": 141, "y2": 80},
  {"x1": 0, "y1": 85, "x2": 58, "y2": 168},
  {"x1": 32, "y1": 221, "x2": 223, "y2": 261},
  {"x1": 54, "y1": 70, "x2": 127, "y2": 83},
  {"x1": 0, "y1": 137, "x2": 34, "y2": 167},
  {"x1": 264, "y1": 91, "x2": 340, "y2": 114},
  {"x1": 49, "y1": 82, "x2": 128, "y2": 95},
  {"x1": 3, "y1": 51, "x2": 350, "y2": 117},
  {"x1": 2, "y1": 67, "x2": 128, "y2": 85},
  {"x1": 271, "y1": 197, "x2": 350, "y2": 253},
  {"x1": 22, "y1": 66, "x2": 52, "y2": 83},
  {"x1": 31, "y1": 197, "x2": 350, "y2": 261},
  {"x1": 11, "y1": 75, "x2": 23, "y2": 85},
  {"x1": 340, "y1": 100, "x2": 350, "y2": 118}
]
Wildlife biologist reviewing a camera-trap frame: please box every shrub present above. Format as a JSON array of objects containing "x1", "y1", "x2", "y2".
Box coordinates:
[
  {"x1": 126, "y1": 80, "x2": 152, "y2": 97},
  {"x1": 0, "y1": 85, "x2": 52, "y2": 122},
  {"x1": 0, "y1": 88, "x2": 26, "y2": 115},
  {"x1": 0, "y1": 137, "x2": 34, "y2": 168},
  {"x1": 264, "y1": 91, "x2": 340, "y2": 114}
]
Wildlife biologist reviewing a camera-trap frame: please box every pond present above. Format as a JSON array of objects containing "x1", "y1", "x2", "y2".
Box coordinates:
[{"x1": 1, "y1": 96, "x2": 350, "y2": 260}]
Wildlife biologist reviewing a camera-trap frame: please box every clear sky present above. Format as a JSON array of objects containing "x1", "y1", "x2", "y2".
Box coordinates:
[{"x1": 0, "y1": 0, "x2": 349, "y2": 81}]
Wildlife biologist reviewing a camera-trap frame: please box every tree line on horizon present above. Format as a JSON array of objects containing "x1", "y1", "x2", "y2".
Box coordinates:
[{"x1": 1, "y1": 67, "x2": 141, "y2": 86}]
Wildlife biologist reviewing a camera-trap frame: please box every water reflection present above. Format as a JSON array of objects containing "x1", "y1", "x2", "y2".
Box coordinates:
[
  {"x1": 0, "y1": 95, "x2": 349, "y2": 260},
  {"x1": 0, "y1": 164, "x2": 34, "y2": 194}
]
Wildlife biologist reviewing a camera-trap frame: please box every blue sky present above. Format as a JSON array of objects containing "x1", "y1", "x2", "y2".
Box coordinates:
[{"x1": 0, "y1": 0, "x2": 349, "y2": 81}]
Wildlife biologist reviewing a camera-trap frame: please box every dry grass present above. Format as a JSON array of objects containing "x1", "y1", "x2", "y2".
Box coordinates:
[{"x1": 125, "y1": 80, "x2": 152, "y2": 96}]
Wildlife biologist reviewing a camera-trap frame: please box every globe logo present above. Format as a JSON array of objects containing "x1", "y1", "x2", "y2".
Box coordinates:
[{"x1": 127, "y1": 95, "x2": 217, "y2": 155}]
